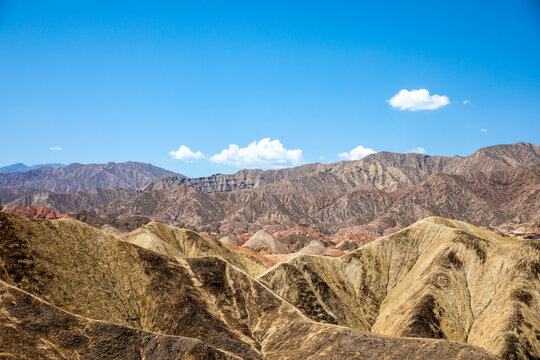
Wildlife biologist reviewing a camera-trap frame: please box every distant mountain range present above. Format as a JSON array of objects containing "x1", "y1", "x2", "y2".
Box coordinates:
[
  {"x1": 144, "y1": 142, "x2": 540, "y2": 194},
  {"x1": 0, "y1": 161, "x2": 180, "y2": 192},
  {"x1": 0, "y1": 163, "x2": 65, "y2": 173},
  {"x1": 1, "y1": 142, "x2": 539, "y2": 239}
]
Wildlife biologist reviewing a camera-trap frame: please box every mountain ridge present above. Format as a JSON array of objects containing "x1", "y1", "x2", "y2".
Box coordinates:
[
  {"x1": 0, "y1": 163, "x2": 65, "y2": 173},
  {"x1": 0, "y1": 161, "x2": 180, "y2": 192}
]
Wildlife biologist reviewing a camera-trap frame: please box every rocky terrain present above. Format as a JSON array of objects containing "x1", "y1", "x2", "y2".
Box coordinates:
[
  {"x1": 0, "y1": 142, "x2": 538, "y2": 243},
  {"x1": 89, "y1": 163, "x2": 539, "y2": 239},
  {"x1": 0, "y1": 186, "x2": 41, "y2": 204},
  {"x1": 0, "y1": 161, "x2": 179, "y2": 192},
  {"x1": 7, "y1": 188, "x2": 137, "y2": 213},
  {"x1": 143, "y1": 142, "x2": 540, "y2": 194},
  {"x1": 260, "y1": 217, "x2": 540, "y2": 359},
  {"x1": 5, "y1": 205, "x2": 73, "y2": 220},
  {"x1": 0, "y1": 212, "x2": 500, "y2": 359}
]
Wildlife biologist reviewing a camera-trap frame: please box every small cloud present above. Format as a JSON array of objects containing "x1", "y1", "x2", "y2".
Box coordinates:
[
  {"x1": 49, "y1": 146, "x2": 62, "y2": 151},
  {"x1": 480, "y1": 128, "x2": 488, "y2": 132},
  {"x1": 409, "y1": 147, "x2": 427, "y2": 154},
  {"x1": 209, "y1": 138, "x2": 303, "y2": 167},
  {"x1": 388, "y1": 89, "x2": 450, "y2": 111},
  {"x1": 319, "y1": 156, "x2": 330, "y2": 163},
  {"x1": 338, "y1": 145, "x2": 376, "y2": 160},
  {"x1": 169, "y1": 145, "x2": 206, "y2": 161},
  {"x1": 463, "y1": 100, "x2": 470, "y2": 104}
]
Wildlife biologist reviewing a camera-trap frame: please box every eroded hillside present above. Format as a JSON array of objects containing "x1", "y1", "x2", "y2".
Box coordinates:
[
  {"x1": 259, "y1": 217, "x2": 540, "y2": 359},
  {"x1": 0, "y1": 212, "x2": 498, "y2": 359}
]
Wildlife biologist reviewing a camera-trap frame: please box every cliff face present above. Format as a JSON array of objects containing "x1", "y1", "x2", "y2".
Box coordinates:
[{"x1": 0, "y1": 212, "x2": 498, "y2": 360}]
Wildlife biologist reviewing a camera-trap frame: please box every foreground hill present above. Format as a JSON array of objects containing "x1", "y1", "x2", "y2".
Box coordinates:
[
  {"x1": 0, "y1": 281, "x2": 236, "y2": 359},
  {"x1": 0, "y1": 161, "x2": 179, "y2": 192},
  {"x1": 259, "y1": 217, "x2": 540, "y2": 359},
  {"x1": 0, "y1": 212, "x2": 497, "y2": 359}
]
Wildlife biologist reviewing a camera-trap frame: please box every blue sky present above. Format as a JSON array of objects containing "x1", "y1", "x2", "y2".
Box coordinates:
[{"x1": 1, "y1": 0, "x2": 539, "y2": 177}]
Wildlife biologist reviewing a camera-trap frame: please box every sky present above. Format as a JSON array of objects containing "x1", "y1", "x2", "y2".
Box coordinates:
[{"x1": 1, "y1": 0, "x2": 539, "y2": 177}]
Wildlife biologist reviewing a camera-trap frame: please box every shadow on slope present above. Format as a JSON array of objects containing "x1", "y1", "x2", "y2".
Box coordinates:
[
  {"x1": 0, "y1": 212, "x2": 496, "y2": 360},
  {"x1": 259, "y1": 217, "x2": 540, "y2": 360}
]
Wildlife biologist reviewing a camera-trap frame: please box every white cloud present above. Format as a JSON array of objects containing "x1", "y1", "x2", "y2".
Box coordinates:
[
  {"x1": 480, "y1": 128, "x2": 488, "y2": 132},
  {"x1": 209, "y1": 138, "x2": 303, "y2": 167},
  {"x1": 388, "y1": 89, "x2": 450, "y2": 111},
  {"x1": 49, "y1": 146, "x2": 62, "y2": 151},
  {"x1": 409, "y1": 147, "x2": 427, "y2": 154},
  {"x1": 463, "y1": 100, "x2": 470, "y2": 104},
  {"x1": 169, "y1": 145, "x2": 206, "y2": 161},
  {"x1": 338, "y1": 145, "x2": 376, "y2": 160}
]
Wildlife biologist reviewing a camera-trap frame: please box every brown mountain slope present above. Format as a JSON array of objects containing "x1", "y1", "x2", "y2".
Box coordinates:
[
  {"x1": 259, "y1": 217, "x2": 540, "y2": 359},
  {"x1": 444, "y1": 141, "x2": 540, "y2": 174},
  {"x1": 0, "y1": 212, "x2": 497, "y2": 360},
  {"x1": 0, "y1": 186, "x2": 41, "y2": 204},
  {"x1": 0, "y1": 281, "x2": 236, "y2": 359},
  {"x1": 144, "y1": 142, "x2": 540, "y2": 194},
  {"x1": 94, "y1": 163, "x2": 539, "y2": 237},
  {"x1": 0, "y1": 161, "x2": 178, "y2": 192},
  {"x1": 6, "y1": 187, "x2": 136, "y2": 213},
  {"x1": 6, "y1": 205, "x2": 72, "y2": 220},
  {"x1": 242, "y1": 230, "x2": 291, "y2": 254},
  {"x1": 121, "y1": 221, "x2": 269, "y2": 276},
  {"x1": 351, "y1": 163, "x2": 540, "y2": 235}
]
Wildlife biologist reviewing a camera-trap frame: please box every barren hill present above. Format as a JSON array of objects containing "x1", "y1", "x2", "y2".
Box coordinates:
[
  {"x1": 242, "y1": 229, "x2": 290, "y2": 254},
  {"x1": 93, "y1": 164, "x2": 539, "y2": 237},
  {"x1": 144, "y1": 142, "x2": 540, "y2": 194},
  {"x1": 7, "y1": 187, "x2": 136, "y2": 213},
  {"x1": 259, "y1": 217, "x2": 540, "y2": 359},
  {"x1": 0, "y1": 212, "x2": 497, "y2": 359}
]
